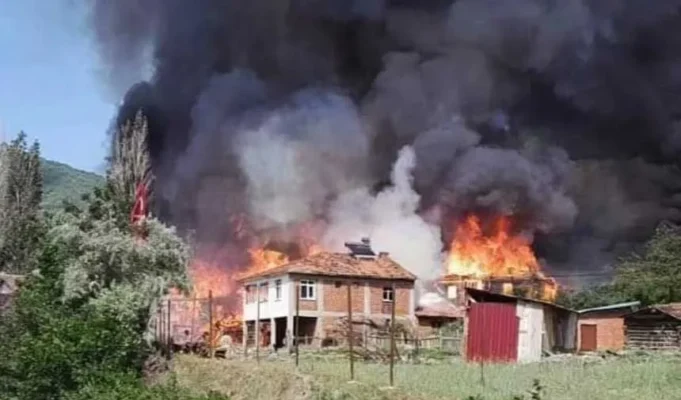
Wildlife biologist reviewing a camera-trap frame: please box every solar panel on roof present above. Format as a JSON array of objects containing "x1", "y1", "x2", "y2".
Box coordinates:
[{"x1": 345, "y1": 241, "x2": 376, "y2": 257}]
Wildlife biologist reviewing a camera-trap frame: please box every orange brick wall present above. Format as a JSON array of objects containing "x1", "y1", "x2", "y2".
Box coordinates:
[
  {"x1": 369, "y1": 281, "x2": 410, "y2": 315},
  {"x1": 291, "y1": 276, "x2": 412, "y2": 317},
  {"x1": 323, "y1": 280, "x2": 364, "y2": 313},
  {"x1": 579, "y1": 316, "x2": 625, "y2": 351}
]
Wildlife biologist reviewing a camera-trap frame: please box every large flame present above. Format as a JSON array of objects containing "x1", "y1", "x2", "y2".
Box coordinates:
[
  {"x1": 445, "y1": 214, "x2": 557, "y2": 302},
  {"x1": 447, "y1": 214, "x2": 540, "y2": 278}
]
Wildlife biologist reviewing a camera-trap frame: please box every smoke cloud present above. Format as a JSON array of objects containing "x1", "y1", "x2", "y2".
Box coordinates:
[{"x1": 85, "y1": 0, "x2": 681, "y2": 284}]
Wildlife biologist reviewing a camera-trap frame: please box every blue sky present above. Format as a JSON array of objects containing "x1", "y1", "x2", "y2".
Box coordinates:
[{"x1": 0, "y1": 0, "x2": 116, "y2": 173}]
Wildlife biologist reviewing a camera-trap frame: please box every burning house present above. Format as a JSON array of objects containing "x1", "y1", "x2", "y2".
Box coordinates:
[
  {"x1": 237, "y1": 239, "x2": 416, "y2": 349},
  {"x1": 443, "y1": 215, "x2": 557, "y2": 306}
]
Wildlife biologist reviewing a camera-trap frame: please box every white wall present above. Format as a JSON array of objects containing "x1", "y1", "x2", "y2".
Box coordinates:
[
  {"x1": 516, "y1": 301, "x2": 544, "y2": 363},
  {"x1": 242, "y1": 274, "x2": 291, "y2": 321}
]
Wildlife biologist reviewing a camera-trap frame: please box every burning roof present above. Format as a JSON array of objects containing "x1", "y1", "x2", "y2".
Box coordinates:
[{"x1": 237, "y1": 251, "x2": 416, "y2": 283}]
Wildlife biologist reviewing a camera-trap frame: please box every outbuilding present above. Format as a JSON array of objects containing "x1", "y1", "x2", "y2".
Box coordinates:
[
  {"x1": 464, "y1": 288, "x2": 578, "y2": 363},
  {"x1": 577, "y1": 301, "x2": 640, "y2": 352},
  {"x1": 624, "y1": 303, "x2": 681, "y2": 350}
]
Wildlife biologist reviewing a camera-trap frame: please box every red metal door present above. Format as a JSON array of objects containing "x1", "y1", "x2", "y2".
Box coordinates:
[{"x1": 466, "y1": 302, "x2": 518, "y2": 363}]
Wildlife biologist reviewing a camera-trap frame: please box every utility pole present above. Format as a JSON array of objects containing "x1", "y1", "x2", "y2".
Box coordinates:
[
  {"x1": 208, "y1": 291, "x2": 214, "y2": 358},
  {"x1": 389, "y1": 282, "x2": 396, "y2": 387},
  {"x1": 295, "y1": 280, "x2": 300, "y2": 367},
  {"x1": 347, "y1": 282, "x2": 354, "y2": 381},
  {"x1": 255, "y1": 283, "x2": 261, "y2": 363}
]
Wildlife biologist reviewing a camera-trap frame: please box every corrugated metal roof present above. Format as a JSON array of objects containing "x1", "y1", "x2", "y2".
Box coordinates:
[
  {"x1": 578, "y1": 301, "x2": 641, "y2": 314},
  {"x1": 465, "y1": 287, "x2": 575, "y2": 313}
]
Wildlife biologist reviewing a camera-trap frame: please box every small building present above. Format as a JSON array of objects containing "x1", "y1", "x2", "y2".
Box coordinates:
[
  {"x1": 464, "y1": 288, "x2": 577, "y2": 363},
  {"x1": 624, "y1": 303, "x2": 681, "y2": 350},
  {"x1": 0, "y1": 273, "x2": 24, "y2": 315},
  {"x1": 237, "y1": 239, "x2": 416, "y2": 350},
  {"x1": 577, "y1": 301, "x2": 640, "y2": 352},
  {"x1": 415, "y1": 291, "x2": 464, "y2": 337}
]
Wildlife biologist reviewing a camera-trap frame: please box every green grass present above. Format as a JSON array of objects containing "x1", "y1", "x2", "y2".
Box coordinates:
[
  {"x1": 174, "y1": 352, "x2": 681, "y2": 400},
  {"x1": 41, "y1": 159, "x2": 104, "y2": 210}
]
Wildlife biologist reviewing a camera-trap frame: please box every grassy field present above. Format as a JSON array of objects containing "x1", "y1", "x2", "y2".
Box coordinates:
[{"x1": 173, "y1": 352, "x2": 681, "y2": 400}]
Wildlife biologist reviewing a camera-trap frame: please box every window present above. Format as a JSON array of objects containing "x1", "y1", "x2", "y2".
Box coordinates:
[
  {"x1": 447, "y1": 285, "x2": 458, "y2": 300},
  {"x1": 502, "y1": 282, "x2": 514, "y2": 295},
  {"x1": 382, "y1": 286, "x2": 394, "y2": 302},
  {"x1": 259, "y1": 282, "x2": 268, "y2": 302},
  {"x1": 245, "y1": 285, "x2": 255, "y2": 304},
  {"x1": 299, "y1": 280, "x2": 316, "y2": 300},
  {"x1": 275, "y1": 279, "x2": 282, "y2": 301}
]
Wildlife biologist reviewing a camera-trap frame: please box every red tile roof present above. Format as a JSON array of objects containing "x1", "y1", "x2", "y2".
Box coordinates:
[
  {"x1": 415, "y1": 302, "x2": 464, "y2": 319},
  {"x1": 237, "y1": 252, "x2": 417, "y2": 282}
]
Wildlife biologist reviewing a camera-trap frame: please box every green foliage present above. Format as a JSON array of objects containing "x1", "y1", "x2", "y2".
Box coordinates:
[
  {"x1": 63, "y1": 375, "x2": 229, "y2": 400},
  {"x1": 614, "y1": 224, "x2": 681, "y2": 305},
  {"x1": 0, "y1": 132, "x2": 44, "y2": 273},
  {"x1": 558, "y1": 223, "x2": 681, "y2": 309},
  {"x1": 555, "y1": 284, "x2": 629, "y2": 310},
  {"x1": 0, "y1": 181, "x2": 190, "y2": 399},
  {"x1": 41, "y1": 159, "x2": 104, "y2": 211}
]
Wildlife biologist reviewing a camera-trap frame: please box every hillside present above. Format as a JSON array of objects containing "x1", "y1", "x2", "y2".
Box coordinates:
[{"x1": 41, "y1": 159, "x2": 104, "y2": 210}]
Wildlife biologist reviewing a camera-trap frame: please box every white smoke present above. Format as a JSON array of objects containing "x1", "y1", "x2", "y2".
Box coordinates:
[{"x1": 323, "y1": 146, "x2": 444, "y2": 281}]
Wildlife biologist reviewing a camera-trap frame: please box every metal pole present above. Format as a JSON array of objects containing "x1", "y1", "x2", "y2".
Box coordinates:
[
  {"x1": 167, "y1": 299, "x2": 172, "y2": 357},
  {"x1": 295, "y1": 280, "x2": 300, "y2": 367},
  {"x1": 389, "y1": 282, "x2": 397, "y2": 387},
  {"x1": 255, "y1": 283, "x2": 261, "y2": 363},
  {"x1": 190, "y1": 295, "x2": 196, "y2": 347},
  {"x1": 208, "y1": 290, "x2": 214, "y2": 358},
  {"x1": 347, "y1": 282, "x2": 354, "y2": 381}
]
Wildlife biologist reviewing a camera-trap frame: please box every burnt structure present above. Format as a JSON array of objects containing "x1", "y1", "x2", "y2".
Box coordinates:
[{"x1": 442, "y1": 273, "x2": 557, "y2": 306}]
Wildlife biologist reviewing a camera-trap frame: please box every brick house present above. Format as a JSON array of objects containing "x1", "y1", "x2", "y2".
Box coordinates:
[
  {"x1": 577, "y1": 301, "x2": 640, "y2": 352},
  {"x1": 237, "y1": 240, "x2": 417, "y2": 349}
]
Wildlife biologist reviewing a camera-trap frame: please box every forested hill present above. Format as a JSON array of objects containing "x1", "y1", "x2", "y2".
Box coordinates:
[{"x1": 41, "y1": 159, "x2": 104, "y2": 210}]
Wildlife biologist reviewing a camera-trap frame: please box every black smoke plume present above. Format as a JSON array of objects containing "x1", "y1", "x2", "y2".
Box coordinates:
[{"x1": 87, "y1": 0, "x2": 681, "y2": 284}]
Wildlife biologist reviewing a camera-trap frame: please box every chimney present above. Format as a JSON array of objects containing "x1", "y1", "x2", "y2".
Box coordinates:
[
  {"x1": 344, "y1": 237, "x2": 377, "y2": 260},
  {"x1": 378, "y1": 251, "x2": 389, "y2": 258}
]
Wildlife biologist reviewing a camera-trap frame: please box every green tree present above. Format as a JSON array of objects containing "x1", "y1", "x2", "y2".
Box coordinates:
[
  {"x1": 0, "y1": 190, "x2": 190, "y2": 399},
  {"x1": 108, "y1": 110, "x2": 152, "y2": 220},
  {"x1": 0, "y1": 132, "x2": 44, "y2": 273},
  {"x1": 614, "y1": 223, "x2": 681, "y2": 305}
]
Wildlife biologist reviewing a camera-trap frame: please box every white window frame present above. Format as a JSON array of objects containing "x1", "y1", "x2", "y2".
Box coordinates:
[
  {"x1": 245, "y1": 284, "x2": 255, "y2": 304},
  {"x1": 299, "y1": 280, "x2": 316, "y2": 300},
  {"x1": 274, "y1": 279, "x2": 282, "y2": 301},
  {"x1": 382, "y1": 286, "x2": 394, "y2": 302},
  {"x1": 259, "y1": 282, "x2": 268, "y2": 302}
]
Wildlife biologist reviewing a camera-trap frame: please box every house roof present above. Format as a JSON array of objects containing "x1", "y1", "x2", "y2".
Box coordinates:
[
  {"x1": 465, "y1": 287, "x2": 576, "y2": 313},
  {"x1": 625, "y1": 303, "x2": 681, "y2": 321},
  {"x1": 0, "y1": 273, "x2": 24, "y2": 295},
  {"x1": 415, "y1": 301, "x2": 465, "y2": 319},
  {"x1": 578, "y1": 301, "x2": 641, "y2": 315},
  {"x1": 237, "y1": 252, "x2": 417, "y2": 283}
]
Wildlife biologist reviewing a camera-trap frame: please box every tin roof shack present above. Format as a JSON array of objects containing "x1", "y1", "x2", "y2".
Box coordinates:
[
  {"x1": 624, "y1": 304, "x2": 681, "y2": 350},
  {"x1": 0, "y1": 273, "x2": 24, "y2": 316},
  {"x1": 577, "y1": 301, "x2": 640, "y2": 352},
  {"x1": 415, "y1": 292, "x2": 464, "y2": 337},
  {"x1": 464, "y1": 288, "x2": 577, "y2": 363}
]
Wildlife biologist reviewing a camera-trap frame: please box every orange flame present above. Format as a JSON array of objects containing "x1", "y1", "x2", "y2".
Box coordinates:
[
  {"x1": 446, "y1": 215, "x2": 540, "y2": 278},
  {"x1": 446, "y1": 214, "x2": 557, "y2": 301}
]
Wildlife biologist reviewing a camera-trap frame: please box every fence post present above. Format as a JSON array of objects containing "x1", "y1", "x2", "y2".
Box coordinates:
[
  {"x1": 208, "y1": 290, "x2": 214, "y2": 359},
  {"x1": 389, "y1": 282, "x2": 396, "y2": 387},
  {"x1": 255, "y1": 283, "x2": 261, "y2": 364},
  {"x1": 295, "y1": 280, "x2": 300, "y2": 367},
  {"x1": 347, "y1": 282, "x2": 355, "y2": 381},
  {"x1": 167, "y1": 299, "x2": 172, "y2": 357},
  {"x1": 190, "y1": 295, "x2": 196, "y2": 345}
]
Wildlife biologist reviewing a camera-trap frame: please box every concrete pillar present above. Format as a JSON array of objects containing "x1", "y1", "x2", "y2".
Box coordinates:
[{"x1": 270, "y1": 318, "x2": 276, "y2": 349}]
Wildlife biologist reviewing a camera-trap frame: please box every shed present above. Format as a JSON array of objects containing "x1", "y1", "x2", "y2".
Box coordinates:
[
  {"x1": 577, "y1": 301, "x2": 640, "y2": 352},
  {"x1": 415, "y1": 291, "x2": 464, "y2": 336},
  {"x1": 624, "y1": 303, "x2": 681, "y2": 350},
  {"x1": 464, "y1": 288, "x2": 577, "y2": 363},
  {"x1": 0, "y1": 273, "x2": 24, "y2": 314}
]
